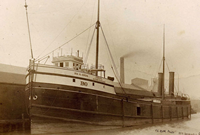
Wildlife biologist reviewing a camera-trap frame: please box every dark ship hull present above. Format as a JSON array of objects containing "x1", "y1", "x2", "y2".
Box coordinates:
[{"x1": 25, "y1": 62, "x2": 191, "y2": 130}]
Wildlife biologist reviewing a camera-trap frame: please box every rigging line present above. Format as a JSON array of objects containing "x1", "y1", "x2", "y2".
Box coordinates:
[
  {"x1": 153, "y1": 59, "x2": 163, "y2": 79},
  {"x1": 36, "y1": 23, "x2": 96, "y2": 62},
  {"x1": 36, "y1": 0, "x2": 89, "y2": 60},
  {"x1": 100, "y1": 26, "x2": 127, "y2": 96},
  {"x1": 84, "y1": 0, "x2": 96, "y2": 56},
  {"x1": 110, "y1": 66, "x2": 127, "y2": 97},
  {"x1": 166, "y1": 61, "x2": 171, "y2": 72},
  {"x1": 24, "y1": 0, "x2": 34, "y2": 59},
  {"x1": 84, "y1": 27, "x2": 96, "y2": 63},
  {"x1": 173, "y1": 76, "x2": 179, "y2": 94},
  {"x1": 44, "y1": 56, "x2": 50, "y2": 64},
  {"x1": 100, "y1": 26, "x2": 120, "y2": 80},
  {"x1": 37, "y1": 55, "x2": 50, "y2": 63},
  {"x1": 174, "y1": 85, "x2": 178, "y2": 94}
]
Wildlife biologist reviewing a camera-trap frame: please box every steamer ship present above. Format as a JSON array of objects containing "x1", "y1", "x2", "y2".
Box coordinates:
[{"x1": 25, "y1": 0, "x2": 191, "y2": 130}]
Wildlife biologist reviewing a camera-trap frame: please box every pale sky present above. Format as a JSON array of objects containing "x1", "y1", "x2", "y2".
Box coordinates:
[{"x1": 1, "y1": 0, "x2": 200, "y2": 98}]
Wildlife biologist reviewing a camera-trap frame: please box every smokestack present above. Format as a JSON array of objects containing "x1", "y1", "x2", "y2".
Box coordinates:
[
  {"x1": 120, "y1": 57, "x2": 124, "y2": 84},
  {"x1": 169, "y1": 72, "x2": 174, "y2": 96},
  {"x1": 158, "y1": 73, "x2": 163, "y2": 96}
]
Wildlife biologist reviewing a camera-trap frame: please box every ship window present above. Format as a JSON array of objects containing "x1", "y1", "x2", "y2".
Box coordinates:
[
  {"x1": 137, "y1": 107, "x2": 141, "y2": 116},
  {"x1": 93, "y1": 82, "x2": 95, "y2": 86},
  {"x1": 73, "y1": 79, "x2": 75, "y2": 82},
  {"x1": 73, "y1": 63, "x2": 75, "y2": 66},
  {"x1": 60, "y1": 62, "x2": 63, "y2": 67},
  {"x1": 76, "y1": 64, "x2": 79, "y2": 70}
]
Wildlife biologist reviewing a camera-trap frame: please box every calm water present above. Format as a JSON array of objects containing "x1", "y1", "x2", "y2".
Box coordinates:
[{"x1": 4, "y1": 113, "x2": 200, "y2": 135}]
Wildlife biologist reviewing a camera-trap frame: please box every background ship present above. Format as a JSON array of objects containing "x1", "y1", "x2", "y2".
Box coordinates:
[{"x1": 25, "y1": 0, "x2": 191, "y2": 131}]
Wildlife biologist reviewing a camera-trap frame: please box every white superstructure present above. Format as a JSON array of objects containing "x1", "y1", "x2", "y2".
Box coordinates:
[{"x1": 26, "y1": 52, "x2": 116, "y2": 95}]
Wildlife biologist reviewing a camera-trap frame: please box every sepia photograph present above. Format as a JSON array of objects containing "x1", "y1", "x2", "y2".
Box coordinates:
[{"x1": 0, "y1": 0, "x2": 200, "y2": 134}]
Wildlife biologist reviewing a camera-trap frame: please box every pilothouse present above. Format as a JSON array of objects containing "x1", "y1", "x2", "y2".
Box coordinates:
[{"x1": 52, "y1": 50, "x2": 106, "y2": 78}]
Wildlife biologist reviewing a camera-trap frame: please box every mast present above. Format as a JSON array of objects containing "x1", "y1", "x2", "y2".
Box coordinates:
[
  {"x1": 162, "y1": 24, "x2": 165, "y2": 100},
  {"x1": 95, "y1": 0, "x2": 100, "y2": 76},
  {"x1": 24, "y1": 0, "x2": 34, "y2": 59}
]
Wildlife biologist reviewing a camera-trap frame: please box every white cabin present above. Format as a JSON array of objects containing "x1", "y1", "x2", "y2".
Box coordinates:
[
  {"x1": 52, "y1": 50, "x2": 106, "y2": 78},
  {"x1": 52, "y1": 51, "x2": 83, "y2": 70}
]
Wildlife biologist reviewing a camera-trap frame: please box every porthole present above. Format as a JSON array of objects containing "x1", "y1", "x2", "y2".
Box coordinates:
[{"x1": 73, "y1": 79, "x2": 75, "y2": 82}]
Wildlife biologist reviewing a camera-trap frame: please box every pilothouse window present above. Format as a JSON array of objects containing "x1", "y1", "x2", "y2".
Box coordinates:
[
  {"x1": 60, "y1": 62, "x2": 63, "y2": 67},
  {"x1": 76, "y1": 64, "x2": 79, "y2": 70}
]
